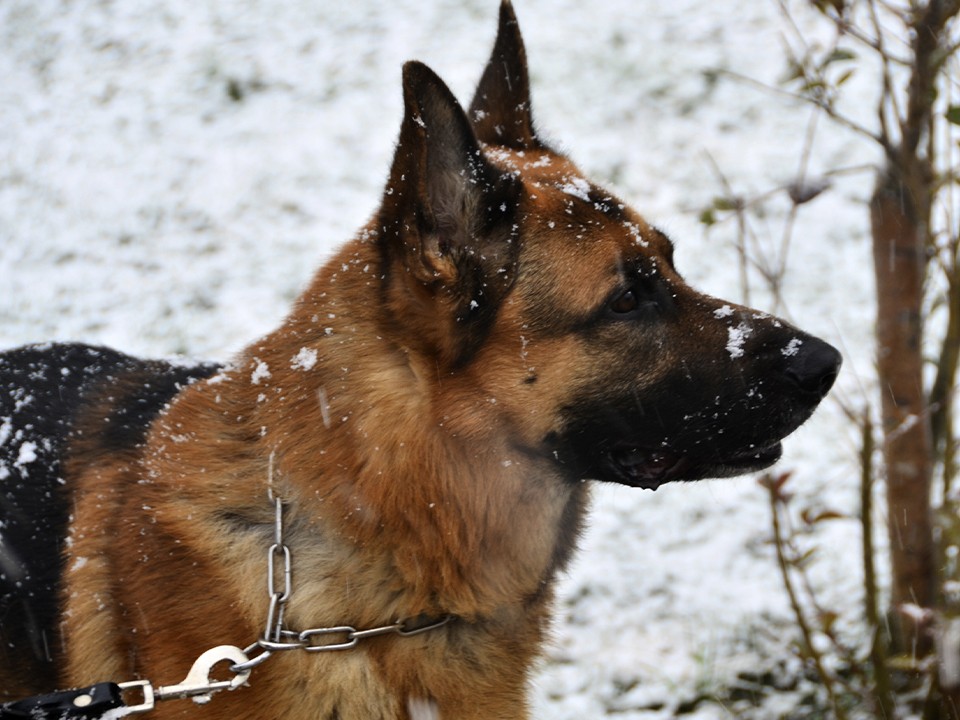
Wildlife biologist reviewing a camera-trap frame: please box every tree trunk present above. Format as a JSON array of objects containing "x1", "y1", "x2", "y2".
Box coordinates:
[{"x1": 871, "y1": 166, "x2": 936, "y2": 657}]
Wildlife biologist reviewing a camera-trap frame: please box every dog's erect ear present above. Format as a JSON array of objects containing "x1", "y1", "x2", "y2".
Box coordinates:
[
  {"x1": 468, "y1": 0, "x2": 539, "y2": 150},
  {"x1": 379, "y1": 61, "x2": 521, "y2": 364}
]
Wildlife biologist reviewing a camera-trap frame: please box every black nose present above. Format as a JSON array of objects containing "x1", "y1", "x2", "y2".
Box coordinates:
[{"x1": 782, "y1": 338, "x2": 842, "y2": 400}]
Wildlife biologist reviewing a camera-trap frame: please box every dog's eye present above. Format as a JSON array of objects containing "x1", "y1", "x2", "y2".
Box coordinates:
[
  {"x1": 606, "y1": 278, "x2": 667, "y2": 320},
  {"x1": 610, "y1": 289, "x2": 640, "y2": 314}
]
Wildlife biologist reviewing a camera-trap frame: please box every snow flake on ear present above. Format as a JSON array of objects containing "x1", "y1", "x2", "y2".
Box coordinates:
[
  {"x1": 206, "y1": 364, "x2": 235, "y2": 385},
  {"x1": 484, "y1": 147, "x2": 520, "y2": 172},
  {"x1": 0, "y1": 428, "x2": 40, "y2": 480},
  {"x1": 713, "y1": 305, "x2": 735, "y2": 319}
]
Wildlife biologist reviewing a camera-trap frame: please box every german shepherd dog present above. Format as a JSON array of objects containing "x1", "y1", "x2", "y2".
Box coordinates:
[{"x1": 0, "y1": 3, "x2": 840, "y2": 717}]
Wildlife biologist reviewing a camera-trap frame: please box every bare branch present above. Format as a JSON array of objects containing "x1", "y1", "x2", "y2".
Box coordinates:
[
  {"x1": 869, "y1": 0, "x2": 904, "y2": 150},
  {"x1": 902, "y1": 0, "x2": 960, "y2": 159},
  {"x1": 819, "y1": 2, "x2": 913, "y2": 66},
  {"x1": 717, "y1": 68, "x2": 885, "y2": 145},
  {"x1": 929, "y1": 241, "x2": 960, "y2": 454},
  {"x1": 764, "y1": 478, "x2": 849, "y2": 720}
]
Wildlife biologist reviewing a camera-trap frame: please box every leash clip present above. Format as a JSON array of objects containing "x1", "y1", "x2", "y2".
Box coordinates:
[{"x1": 118, "y1": 645, "x2": 251, "y2": 715}]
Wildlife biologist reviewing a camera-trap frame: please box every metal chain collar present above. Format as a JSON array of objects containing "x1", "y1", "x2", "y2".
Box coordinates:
[{"x1": 231, "y1": 485, "x2": 451, "y2": 673}]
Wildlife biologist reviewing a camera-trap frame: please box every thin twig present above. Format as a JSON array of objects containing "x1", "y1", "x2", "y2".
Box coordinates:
[
  {"x1": 868, "y1": 0, "x2": 903, "y2": 155},
  {"x1": 860, "y1": 409, "x2": 898, "y2": 718},
  {"x1": 819, "y1": 2, "x2": 913, "y2": 66},
  {"x1": 767, "y1": 482, "x2": 848, "y2": 720},
  {"x1": 704, "y1": 151, "x2": 753, "y2": 305},
  {"x1": 717, "y1": 68, "x2": 884, "y2": 145},
  {"x1": 774, "y1": 106, "x2": 824, "y2": 313}
]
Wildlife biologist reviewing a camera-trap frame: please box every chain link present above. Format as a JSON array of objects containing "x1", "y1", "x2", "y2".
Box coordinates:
[
  {"x1": 264, "y1": 506, "x2": 291, "y2": 643},
  {"x1": 298, "y1": 616, "x2": 452, "y2": 652}
]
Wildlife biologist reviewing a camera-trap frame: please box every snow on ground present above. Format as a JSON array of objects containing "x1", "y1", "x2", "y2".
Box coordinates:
[{"x1": 1, "y1": 0, "x2": 885, "y2": 716}]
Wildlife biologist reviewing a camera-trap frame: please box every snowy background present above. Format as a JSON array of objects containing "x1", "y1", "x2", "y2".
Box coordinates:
[{"x1": 1, "y1": 0, "x2": 888, "y2": 716}]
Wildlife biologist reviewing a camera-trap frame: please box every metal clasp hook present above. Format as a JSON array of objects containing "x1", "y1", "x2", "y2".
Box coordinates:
[
  {"x1": 118, "y1": 645, "x2": 251, "y2": 715},
  {"x1": 156, "y1": 645, "x2": 251, "y2": 703}
]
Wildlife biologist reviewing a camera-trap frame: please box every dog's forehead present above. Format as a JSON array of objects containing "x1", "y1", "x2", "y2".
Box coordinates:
[
  {"x1": 522, "y1": 208, "x2": 666, "y2": 285},
  {"x1": 486, "y1": 145, "x2": 669, "y2": 254},
  {"x1": 506, "y1": 156, "x2": 670, "y2": 259},
  {"x1": 487, "y1": 146, "x2": 619, "y2": 211},
  {"x1": 495, "y1": 150, "x2": 676, "y2": 331}
]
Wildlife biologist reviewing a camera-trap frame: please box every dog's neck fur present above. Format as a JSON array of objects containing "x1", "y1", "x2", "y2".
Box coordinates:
[{"x1": 145, "y1": 230, "x2": 587, "y2": 633}]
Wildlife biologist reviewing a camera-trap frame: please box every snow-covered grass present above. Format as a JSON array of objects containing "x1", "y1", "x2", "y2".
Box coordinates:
[{"x1": 1, "y1": 0, "x2": 885, "y2": 716}]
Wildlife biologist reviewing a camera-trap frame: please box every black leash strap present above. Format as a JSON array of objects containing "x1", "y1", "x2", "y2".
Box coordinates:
[
  {"x1": 0, "y1": 645, "x2": 252, "y2": 720},
  {"x1": 0, "y1": 683, "x2": 124, "y2": 720}
]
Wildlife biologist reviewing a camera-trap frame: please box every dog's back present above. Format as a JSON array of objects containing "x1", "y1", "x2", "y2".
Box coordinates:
[{"x1": 0, "y1": 343, "x2": 218, "y2": 697}]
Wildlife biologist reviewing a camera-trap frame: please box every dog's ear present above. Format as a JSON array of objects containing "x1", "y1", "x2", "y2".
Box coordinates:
[
  {"x1": 468, "y1": 0, "x2": 539, "y2": 150},
  {"x1": 379, "y1": 61, "x2": 521, "y2": 365}
]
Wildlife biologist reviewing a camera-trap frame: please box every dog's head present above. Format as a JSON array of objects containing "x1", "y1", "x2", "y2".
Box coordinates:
[{"x1": 374, "y1": 1, "x2": 840, "y2": 490}]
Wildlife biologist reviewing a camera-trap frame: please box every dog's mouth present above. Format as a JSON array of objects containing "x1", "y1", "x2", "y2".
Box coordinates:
[{"x1": 603, "y1": 442, "x2": 783, "y2": 490}]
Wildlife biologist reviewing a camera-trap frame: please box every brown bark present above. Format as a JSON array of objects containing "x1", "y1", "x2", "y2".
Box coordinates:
[{"x1": 871, "y1": 169, "x2": 936, "y2": 656}]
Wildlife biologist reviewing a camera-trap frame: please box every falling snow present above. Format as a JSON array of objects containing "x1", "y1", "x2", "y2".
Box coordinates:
[{"x1": 0, "y1": 1, "x2": 884, "y2": 716}]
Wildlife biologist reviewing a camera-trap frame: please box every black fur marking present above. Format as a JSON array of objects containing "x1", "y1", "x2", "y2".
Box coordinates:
[{"x1": 0, "y1": 343, "x2": 218, "y2": 689}]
